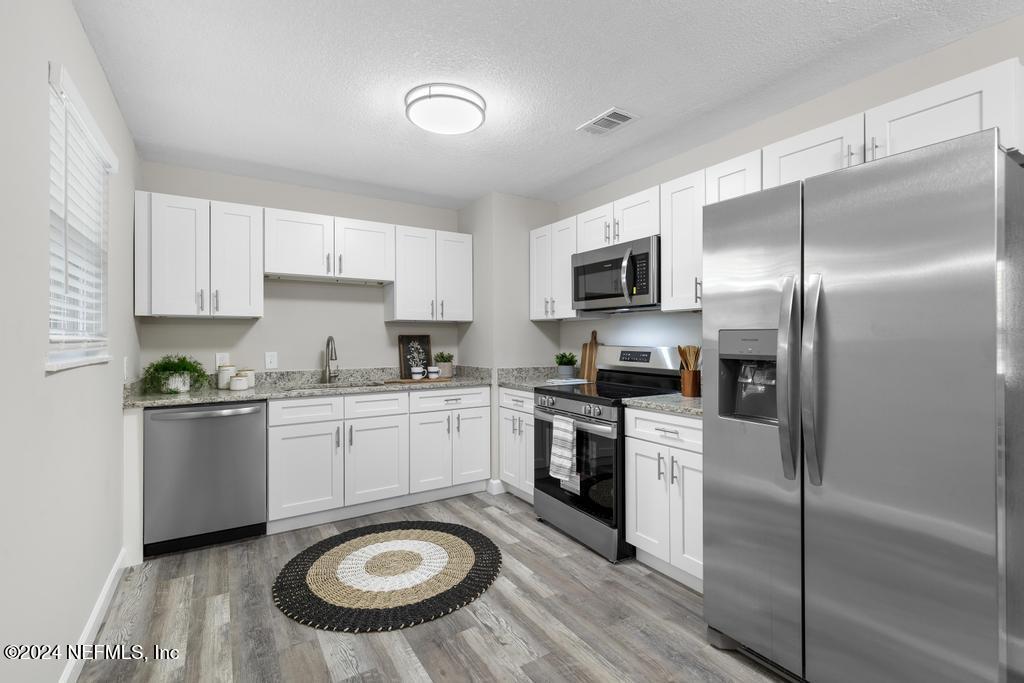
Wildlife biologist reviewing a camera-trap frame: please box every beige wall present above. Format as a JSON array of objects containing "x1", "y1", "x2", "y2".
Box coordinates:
[
  {"x1": 455, "y1": 194, "x2": 494, "y2": 369},
  {"x1": 137, "y1": 162, "x2": 460, "y2": 372},
  {"x1": 0, "y1": 1, "x2": 139, "y2": 681}
]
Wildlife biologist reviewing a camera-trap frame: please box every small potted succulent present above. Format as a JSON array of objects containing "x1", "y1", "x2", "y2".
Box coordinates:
[
  {"x1": 555, "y1": 351, "x2": 578, "y2": 378},
  {"x1": 142, "y1": 355, "x2": 209, "y2": 394},
  {"x1": 434, "y1": 351, "x2": 455, "y2": 378}
]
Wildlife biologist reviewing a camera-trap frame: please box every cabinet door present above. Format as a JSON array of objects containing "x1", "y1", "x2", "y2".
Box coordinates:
[
  {"x1": 705, "y1": 150, "x2": 762, "y2": 205},
  {"x1": 520, "y1": 413, "x2": 536, "y2": 491},
  {"x1": 498, "y1": 408, "x2": 520, "y2": 489},
  {"x1": 762, "y1": 114, "x2": 864, "y2": 189},
  {"x1": 345, "y1": 414, "x2": 410, "y2": 505},
  {"x1": 435, "y1": 230, "x2": 473, "y2": 321},
  {"x1": 613, "y1": 186, "x2": 659, "y2": 243},
  {"x1": 529, "y1": 226, "x2": 552, "y2": 320},
  {"x1": 549, "y1": 217, "x2": 578, "y2": 319},
  {"x1": 335, "y1": 218, "x2": 395, "y2": 281},
  {"x1": 453, "y1": 407, "x2": 491, "y2": 485},
  {"x1": 409, "y1": 411, "x2": 453, "y2": 493},
  {"x1": 669, "y1": 448, "x2": 703, "y2": 578},
  {"x1": 268, "y1": 421, "x2": 344, "y2": 520},
  {"x1": 624, "y1": 437, "x2": 671, "y2": 562},
  {"x1": 866, "y1": 59, "x2": 1022, "y2": 160},
  {"x1": 210, "y1": 201, "x2": 263, "y2": 317},
  {"x1": 659, "y1": 171, "x2": 705, "y2": 312},
  {"x1": 264, "y1": 208, "x2": 334, "y2": 278},
  {"x1": 390, "y1": 226, "x2": 437, "y2": 320},
  {"x1": 577, "y1": 203, "x2": 613, "y2": 252},
  {"x1": 150, "y1": 193, "x2": 210, "y2": 316}
]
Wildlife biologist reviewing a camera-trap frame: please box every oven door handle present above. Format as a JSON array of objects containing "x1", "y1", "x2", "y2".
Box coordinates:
[
  {"x1": 534, "y1": 410, "x2": 618, "y2": 438},
  {"x1": 620, "y1": 247, "x2": 633, "y2": 303}
]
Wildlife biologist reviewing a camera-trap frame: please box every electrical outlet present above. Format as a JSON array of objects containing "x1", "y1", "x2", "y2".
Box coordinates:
[
  {"x1": 215, "y1": 352, "x2": 230, "y2": 368},
  {"x1": 264, "y1": 351, "x2": 278, "y2": 370},
  {"x1": 123, "y1": 356, "x2": 129, "y2": 382}
]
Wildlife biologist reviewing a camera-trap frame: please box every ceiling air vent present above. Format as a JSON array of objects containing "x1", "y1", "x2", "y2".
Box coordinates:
[{"x1": 576, "y1": 108, "x2": 635, "y2": 135}]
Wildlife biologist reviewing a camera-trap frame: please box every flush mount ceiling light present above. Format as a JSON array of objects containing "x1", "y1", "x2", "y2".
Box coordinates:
[{"x1": 405, "y1": 83, "x2": 486, "y2": 135}]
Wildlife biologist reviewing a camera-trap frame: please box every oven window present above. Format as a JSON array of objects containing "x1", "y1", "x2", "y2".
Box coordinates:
[
  {"x1": 574, "y1": 257, "x2": 626, "y2": 302},
  {"x1": 534, "y1": 417, "x2": 618, "y2": 526}
]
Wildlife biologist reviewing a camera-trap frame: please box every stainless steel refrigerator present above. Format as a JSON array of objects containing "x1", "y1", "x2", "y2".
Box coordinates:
[{"x1": 702, "y1": 129, "x2": 1024, "y2": 682}]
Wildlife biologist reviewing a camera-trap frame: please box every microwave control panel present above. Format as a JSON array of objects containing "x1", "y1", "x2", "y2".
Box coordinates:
[{"x1": 633, "y1": 253, "x2": 650, "y2": 295}]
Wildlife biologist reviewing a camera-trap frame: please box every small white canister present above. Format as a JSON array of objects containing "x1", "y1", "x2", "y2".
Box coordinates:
[
  {"x1": 217, "y1": 365, "x2": 237, "y2": 389},
  {"x1": 229, "y1": 375, "x2": 249, "y2": 391},
  {"x1": 238, "y1": 368, "x2": 256, "y2": 386}
]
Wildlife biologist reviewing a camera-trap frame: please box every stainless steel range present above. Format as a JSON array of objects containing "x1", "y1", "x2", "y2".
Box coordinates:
[{"x1": 533, "y1": 345, "x2": 680, "y2": 561}]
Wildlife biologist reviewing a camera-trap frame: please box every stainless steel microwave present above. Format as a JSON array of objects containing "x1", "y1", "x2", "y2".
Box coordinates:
[{"x1": 571, "y1": 235, "x2": 660, "y2": 311}]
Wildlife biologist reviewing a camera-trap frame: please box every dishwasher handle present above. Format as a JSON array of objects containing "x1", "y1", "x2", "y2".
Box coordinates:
[{"x1": 149, "y1": 405, "x2": 262, "y2": 421}]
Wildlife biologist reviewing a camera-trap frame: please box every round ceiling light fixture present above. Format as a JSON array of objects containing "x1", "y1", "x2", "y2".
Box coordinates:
[{"x1": 405, "y1": 83, "x2": 486, "y2": 135}]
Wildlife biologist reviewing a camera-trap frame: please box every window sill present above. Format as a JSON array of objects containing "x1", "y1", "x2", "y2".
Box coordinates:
[{"x1": 45, "y1": 353, "x2": 111, "y2": 373}]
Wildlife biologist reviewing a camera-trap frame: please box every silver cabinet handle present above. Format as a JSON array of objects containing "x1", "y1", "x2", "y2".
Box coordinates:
[
  {"x1": 670, "y1": 455, "x2": 678, "y2": 484},
  {"x1": 213, "y1": 289, "x2": 220, "y2": 312},
  {"x1": 336, "y1": 425, "x2": 340, "y2": 448},
  {"x1": 869, "y1": 136, "x2": 879, "y2": 161},
  {"x1": 511, "y1": 415, "x2": 518, "y2": 436},
  {"x1": 517, "y1": 416, "x2": 523, "y2": 435},
  {"x1": 349, "y1": 424, "x2": 354, "y2": 447},
  {"x1": 198, "y1": 289, "x2": 205, "y2": 312},
  {"x1": 620, "y1": 246, "x2": 633, "y2": 303},
  {"x1": 326, "y1": 253, "x2": 331, "y2": 274},
  {"x1": 456, "y1": 412, "x2": 461, "y2": 433},
  {"x1": 431, "y1": 300, "x2": 435, "y2": 319},
  {"x1": 613, "y1": 217, "x2": 620, "y2": 241},
  {"x1": 544, "y1": 298, "x2": 550, "y2": 316},
  {"x1": 656, "y1": 452, "x2": 664, "y2": 481},
  {"x1": 338, "y1": 254, "x2": 343, "y2": 274},
  {"x1": 694, "y1": 277, "x2": 702, "y2": 303},
  {"x1": 447, "y1": 414, "x2": 451, "y2": 434},
  {"x1": 511, "y1": 397, "x2": 524, "y2": 405},
  {"x1": 440, "y1": 299, "x2": 445, "y2": 319},
  {"x1": 777, "y1": 274, "x2": 799, "y2": 481},
  {"x1": 846, "y1": 143, "x2": 854, "y2": 167},
  {"x1": 802, "y1": 272, "x2": 824, "y2": 486},
  {"x1": 654, "y1": 426, "x2": 679, "y2": 436},
  {"x1": 444, "y1": 397, "x2": 461, "y2": 404},
  {"x1": 550, "y1": 298, "x2": 555, "y2": 315},
  {"x1": 150, "y1": 405, "x2": 261, "y2": 421}
]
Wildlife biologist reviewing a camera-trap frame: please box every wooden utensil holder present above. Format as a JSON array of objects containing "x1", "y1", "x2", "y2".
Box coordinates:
[{"x1": 682, "y1": 370, "x2": 701, "y2": 398}]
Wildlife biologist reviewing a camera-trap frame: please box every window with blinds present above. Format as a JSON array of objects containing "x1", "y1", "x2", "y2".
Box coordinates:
[{"x1": 46, "y1": 64, "x2": 118, "y2": 372}]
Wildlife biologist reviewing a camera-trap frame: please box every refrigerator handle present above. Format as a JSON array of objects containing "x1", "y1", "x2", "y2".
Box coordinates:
[
  {"x1": 802, "y1": 272, "x2": 824, "y2": 486},
  {"x1": 776, "y1": 274, "x2": 799, "y2": 480}
]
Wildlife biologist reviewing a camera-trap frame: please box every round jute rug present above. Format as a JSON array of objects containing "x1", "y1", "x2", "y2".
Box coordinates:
[{"x1": 272, "y1": 521, "x2": 501, "y2": 632}]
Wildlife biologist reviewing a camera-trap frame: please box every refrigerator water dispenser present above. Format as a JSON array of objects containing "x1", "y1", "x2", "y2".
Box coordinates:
[{"x1": 718, "y1": 329, "x2": 778, "y2": 422}]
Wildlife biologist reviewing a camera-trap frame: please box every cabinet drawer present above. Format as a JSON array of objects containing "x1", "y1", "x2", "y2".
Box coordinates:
[
  {"x1": 625, "y1": 409, "x2": 702, "y2": 453},
  {"x1": 344, "y1": 392, "x2": 409, "y2": 418},
  {"x1": 409, "y1": 386, "x2": 489, "y2": 413},
  {"x1": 499, "y1": 388, "x2": 533, "y2": 413},
  {"x1": 268, "y1": 396, "x2": 345, "y2": 426}
]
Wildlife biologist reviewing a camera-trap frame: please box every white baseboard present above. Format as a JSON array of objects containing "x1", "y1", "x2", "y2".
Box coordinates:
[
  {"x1": 267, "y1": 480, "x2": 487, "y2": 534},
  {"x1": 61, "y1": 547, "x2": 126, "y2": 683},
  {"x1": 635, "y1": 548, "x2": 703, "y2": 594},
  {"x1": 486, "y1": 478, "x2": 506, "y2": 495}
]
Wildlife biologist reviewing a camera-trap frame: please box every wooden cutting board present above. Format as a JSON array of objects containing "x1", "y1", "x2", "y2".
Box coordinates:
[{"x1": 579, "y1": 330, "x2": 598, "y2": 383}]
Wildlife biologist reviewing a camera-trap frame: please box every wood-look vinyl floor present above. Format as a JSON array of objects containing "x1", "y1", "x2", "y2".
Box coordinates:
[{"x1": 81, "y1": 493, "x2": 781, "y2": 682}]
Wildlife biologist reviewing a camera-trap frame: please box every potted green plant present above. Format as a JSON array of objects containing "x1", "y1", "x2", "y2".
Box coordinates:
[
  {"x1": 555, "y1": 351, "x2": 577, "y2": 378},
  {"x1": 142, "y1": 355, "x2": 209, "y2": 394},
  {"x1": 434, "y1": 351, "x2": 455, "y2": 378}
]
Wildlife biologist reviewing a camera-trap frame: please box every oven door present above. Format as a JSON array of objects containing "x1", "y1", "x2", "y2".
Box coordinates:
[
  {"x1": 571, "y1": 237, "x2": 659, "y2": 311},
  {"x1": 533, "y1": 408, "x2": 619, "y2": 527}
]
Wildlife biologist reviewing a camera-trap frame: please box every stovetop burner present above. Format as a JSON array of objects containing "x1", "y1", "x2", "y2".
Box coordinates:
[{"x1": 535, "y1": 381, "x2": 674, "y2": 405}]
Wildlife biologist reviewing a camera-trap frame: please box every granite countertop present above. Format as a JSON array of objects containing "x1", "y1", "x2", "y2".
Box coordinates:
[
  {"x1": 622, "y1": 393, "x2": 703, "y2": 417},
  {"x1": 498, "y1": 378, "x2": 559, "y2": 392},
  {"x1": 124, "y1": 377, "x2": 492, "y2": 409}
]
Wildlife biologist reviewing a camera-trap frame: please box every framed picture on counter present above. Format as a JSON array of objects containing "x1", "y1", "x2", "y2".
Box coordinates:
[{"x1": 398, "y1": 335, "x2": 432, "y2": 379}]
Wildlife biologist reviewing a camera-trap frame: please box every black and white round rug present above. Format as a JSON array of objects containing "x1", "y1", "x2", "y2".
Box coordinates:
[{"x1": 272, "y1": 521, "x2": 501, "y2": 632}]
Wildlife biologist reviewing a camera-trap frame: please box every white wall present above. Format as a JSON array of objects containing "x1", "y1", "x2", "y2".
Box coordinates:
[
  {"x1": 455, "y1": 194, "x2": 494, "y2": 369},
  {"x1": 556, "y1": 14, "x2": 1024, "y2": 354},
  {"x1": 137, "y1": 162, "x2": 460, "y2": 371},
  {"x1": 0, "y1": 1, "x2": 139, "y2": 681}
]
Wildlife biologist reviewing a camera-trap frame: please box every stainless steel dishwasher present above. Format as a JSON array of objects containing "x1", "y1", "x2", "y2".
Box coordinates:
[{"x1": 144, "y1": 401, "x2": 267, "y2": 555}]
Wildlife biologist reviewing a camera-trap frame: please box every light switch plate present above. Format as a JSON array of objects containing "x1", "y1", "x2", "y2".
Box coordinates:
[
  {"x1": 264, "y1": 352, "x2": 278, "y2": 370},
  {"x1": 215, "y1": 352, "x2": 230, "y2": 368}
]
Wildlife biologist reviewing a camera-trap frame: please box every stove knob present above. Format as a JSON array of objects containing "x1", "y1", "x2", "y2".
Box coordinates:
[
  {"x1": 583, "y1": 405, "x2": 592, "y2": 416},
  {"x1": 548, "y1": 397, "x2": 556, "y2": 407},
  {"x1": 592, "y1": 405, "x2": 602, "y2": 416}
]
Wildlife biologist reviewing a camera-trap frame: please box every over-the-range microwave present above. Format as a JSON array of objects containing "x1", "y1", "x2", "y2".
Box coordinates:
[{"x1": 571, "y1": 235, "x2": 660, "y2": 312}]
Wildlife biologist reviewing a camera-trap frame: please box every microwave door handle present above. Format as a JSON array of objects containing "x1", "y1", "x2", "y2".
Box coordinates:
[{"x1": 620, "y1": 247, "x2": 633, "y2": 303}]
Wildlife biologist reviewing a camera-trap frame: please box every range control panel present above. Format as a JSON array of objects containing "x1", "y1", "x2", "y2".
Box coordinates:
[{"x1": 619, "y1": 350, "x2": 652, "y2": 363}]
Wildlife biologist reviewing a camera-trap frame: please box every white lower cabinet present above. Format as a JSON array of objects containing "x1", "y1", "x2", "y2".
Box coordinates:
[
  {"x1": 268, "y1": 420, "x2": 344, "y2": 520},
  {"x1": 410, "y1": 411, "x2": 454, "y2": 493},
  {"x1": 625, "y1": 436, "x2": 672, "y2": 561},
  {"x1": 499, "y1": 404, "x2": 534, "y2": 499},
  {"x1": 453, "y1": 407, "x2": 491, "y2": 485},
  {"x1": 345, "y1": 414, "x2": 410, "y2": 505},
  {"x1": 669, "y1": 448, "x2": 703, "y2": 577}
]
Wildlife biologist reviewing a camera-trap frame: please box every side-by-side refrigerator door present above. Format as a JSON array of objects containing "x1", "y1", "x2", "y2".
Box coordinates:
[
  {"x1": 702, "y1": 181, "x2": 803, "y2": 677},
  {"x1": 802, "y1": 130, "x2": 1001, "y2": 682}
]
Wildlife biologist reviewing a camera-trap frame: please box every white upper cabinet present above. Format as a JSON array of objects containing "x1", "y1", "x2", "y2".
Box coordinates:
[
  {"x1": 264, "y1": 208, "x2": 335, "y2": 278},
  {"x1": 705, "y1": 150, "x2": 762, "y2": 205},
  {"x1": 145, "y1": 193, "x2": 210, "y2": 316},
  {"x1": 388, "y1": 226, "x2": 437, "y2": 321},
  {"x1": 613, "y1": 186, "x2": 660, "y2": 243},
  {"x1": 577, "y1": 202, "x2": 613, "y2": 252},
  {"x1": 762, "y1": 114, "x2": 865, "y2": 189},
  {"x1": 210, "y1": 201, "x2": 263, "y2": 317},
  {"x1": 660, "y1": 170, "x2": 705, "y2": 312},
  {"x1": 334, "y1": 218, "x2": 395, "y2": 282},
  {"x1": 866, "y1": 59, "x2": 1024, "y2": 160},
  {"x1": 529, "y1": 217, "x2": 577, "y2": 321},
  {"x1": 435, "y1": 230, "x2": 473, "y2": 321}
]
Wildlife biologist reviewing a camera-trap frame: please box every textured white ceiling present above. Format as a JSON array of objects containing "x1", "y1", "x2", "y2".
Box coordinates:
[{"x1": 75, "y1": 1, "x2": 1023, "y2": 209}]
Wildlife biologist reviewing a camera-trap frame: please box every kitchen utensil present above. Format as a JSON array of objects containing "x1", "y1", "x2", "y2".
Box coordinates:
[{"x1": 579, "y1": 330, "x2": 598, "y2": 383}]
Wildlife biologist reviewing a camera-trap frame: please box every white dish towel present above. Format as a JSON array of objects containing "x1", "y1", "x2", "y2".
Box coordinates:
[{"x1": 550, "y1": 415, "x2": 580, "y2": 495}]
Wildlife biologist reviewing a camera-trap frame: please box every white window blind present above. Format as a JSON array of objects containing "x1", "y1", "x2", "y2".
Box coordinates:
[{"x1": 46, "y1": 64, "x2": 118, "y2": 372}]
